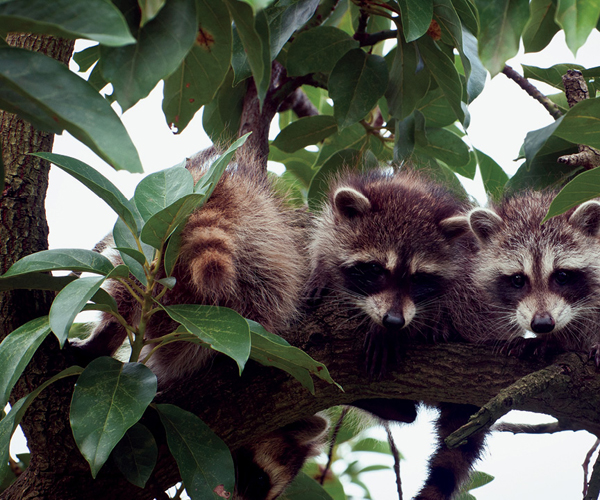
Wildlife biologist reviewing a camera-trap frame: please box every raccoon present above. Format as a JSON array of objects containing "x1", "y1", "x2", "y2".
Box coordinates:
[
  {"x1": 233, "y1": 415, "x2": 329, "y2": 500},
  {"x1": 76, "y1": 148, "x2": 306, "y2": 384},
  {"x1": 454, "y1": 191, "x2": 600, "y2": 358},
  {"x1": 306, "y1": 168, "x2": 472, "y2": 376}
]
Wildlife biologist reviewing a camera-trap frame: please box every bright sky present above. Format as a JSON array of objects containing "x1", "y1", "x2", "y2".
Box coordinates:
[{"x1": 35, "y1": 29, "x2": 600, "y2": 500}]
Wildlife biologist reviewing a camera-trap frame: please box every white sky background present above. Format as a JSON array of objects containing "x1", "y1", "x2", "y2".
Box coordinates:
[{"x1": 30, "y1": 29, "x2": 600, "y2": 500}]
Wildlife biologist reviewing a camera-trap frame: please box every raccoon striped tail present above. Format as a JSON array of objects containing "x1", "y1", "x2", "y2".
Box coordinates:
[{"x1": 415, "y1": 403, "x2": 486, "y2": 500}]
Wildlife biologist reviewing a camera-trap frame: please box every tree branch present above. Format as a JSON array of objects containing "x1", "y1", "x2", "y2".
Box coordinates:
[{"x1": 501, "y1": 65, "x2": 562, "y2": 120}]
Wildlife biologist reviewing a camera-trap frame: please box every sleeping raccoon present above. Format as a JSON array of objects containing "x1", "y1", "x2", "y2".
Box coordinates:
[
  {"x1": 454, "y1": 191, "x2": 600, "y2": 358},
  {"x1": 234, "y1": 415, "x2": 328, "y2": 500},
  {"x1": 76, "y1": 148, "x2": 306, "y2": 384},
  {"x1": 306, "y1": 168, "x2": 472, "y2": 376}
]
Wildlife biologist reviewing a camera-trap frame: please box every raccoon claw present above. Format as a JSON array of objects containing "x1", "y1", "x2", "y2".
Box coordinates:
[
  {"x1": 364, "y1": 330, "x2": 387, "y2": 379},
  {"x1": 504, "y1": 337, "x2": 562, "y2": 360}
]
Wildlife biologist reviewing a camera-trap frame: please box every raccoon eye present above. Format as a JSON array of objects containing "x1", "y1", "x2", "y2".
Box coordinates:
[
  {"x1": 510, "y1": 274, "x2": 526, "y2": 288},
  {"x1": 554, "y1": 270, "x2": 571, "y2": 285},
  {"x1": 349, "y1": 262, "x2": 386, "y2": 279}
]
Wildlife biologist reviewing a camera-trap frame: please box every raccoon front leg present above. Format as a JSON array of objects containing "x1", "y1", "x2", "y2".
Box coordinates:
[{"x1": 415, "y1": 403, "x2": 486, "y2": 500}]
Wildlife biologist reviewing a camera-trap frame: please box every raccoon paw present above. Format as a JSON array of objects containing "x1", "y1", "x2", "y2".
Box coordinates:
[
  {"x1": 364, "y1": 327, "x2": 402, "y2": 378},
  {"x1": 589, "y1": 344, "x2": 600, "y2": 368},
  {"x1": 504, "y1": 337, "x2": 561, "y2": 360}
]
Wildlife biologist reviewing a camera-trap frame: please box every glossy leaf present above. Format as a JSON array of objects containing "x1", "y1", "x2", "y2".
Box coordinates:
[
  {"x1": 272, "y1": 115, "x2": 338, "y2": 153},
  {"x1": 452, "y1": 0, "x2": 479, "y2": 35},
  {"x1": 0, "y1": 0, "x2": 135, "y2": 47},
  {"x1": 286, "y1": 26, "x2": 359, "y2": 76},
  {"x1": 70, "y1": 358, "x2": 157, "y2": 478},
  {"x1": 138, "y1": 0, "x2": 166, "y2": 26},
  {"x1": 475, "y1": 0, "x2": 529, "y2": 75},
  {"x1": 34, "y1": 153, "x2": 138, "y2": 234},
  {"x1": 156, "y1": 404, "x2": 234, "y2": 500},
  {"x1": 112, "y1": 423, "x2": 158, "y2": 488},
  {"x1": 385, "y1": 39, "x2": 431, "y2": 121},
  {"x1": 162, "y1": 0, "x2": 232, "y2": 134},
  {"x1": 398, "y1": 0, "x2": 433, "y2": 42},
  {"x1": 226, "y1": 0, "x2": 271, "y2": 103},
  {"x1": 316, "y1": 122, "x2": 366, "y2": 166},
  {"x1": 72, "y1": 44, "x2": 99, "y2": 73},
  {"x1": 249, "y1": 321, "x2": 340, "y2": 394},
  {"x1": 416, "y1": 87, "x2": 455, "y2": 127},
  {"x1": 522, "y1": 0, "x2": 559, "y2": 53},
  {"x1": 269, "y1": 145, "x2": 317, "y2": 188},
  {"x1": 0, "y1": 316, "x2": 51, "y2": 409},
  {"x1": 100, "y1": 0, "x2": 197, "y2": 111},
  {"x1": 522, "y1": 63, "x2": 586, "y2": 90},
  {"x1": 0, "y1": 366, "x2": 82, "y2": 485},
  {"x1": 309, "y1": 148, "x2": 361, "y2": 211},
  {"x1": 279, "y1": 472, "x2": 334, "y2": 500},
  {"x1": 417, "y1": 127, "x2": 470, "y2": 167},
  {"x1": 0, "y1": 47, "x2": 142, "y2": 173},
  {"x1": 418, "y1": 37, "x2": 464, "y2": 123},
  {"x1": 113, "y1": 214, "x2": 154, "y2": 287},
  {"x1": 162, "y1": 305, "x2": 251, "y2": 374},
  {"x1": 134, "y1": 166, "x2": 194, "y2": 222},
  {"x1": 266, "y1": 0, "x2": 320, "y2": 57},
  {"x1": 202, "y1": 69, "x2": 245, "y2": 144},
  {"x1": 555, "y1": 0, "x2": 600, "y2": 55},
  {"x1": 553, "y1": 99, "x2": 600, "y2": 149},
  {"x1": 476, "y1": 148, "x2": 508, "y2": 201},
  {"x1": 140, "y1": 193, "x2": 205, "y2": 249},
  {"x1": 49, "y1": 276, "x2": 107, "y2": 347},
  {"x1": 329, "y1": 49, "x2": 389, "y2": 128},
  {"x1": 544, "y1": 168, "x2": 600, "y2": 221},
  {"x1": 461, "y1": 28, "x2": 487, "y2": 104},
  {"x1": 1, "y1": 249, "x2": 115, "y2": 278}
]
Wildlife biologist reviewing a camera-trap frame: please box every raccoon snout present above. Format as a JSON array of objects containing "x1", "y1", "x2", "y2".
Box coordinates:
[
  {"x1": 382, "y1": 312, "x2": 405, "y2": 331},
  {"x1": 531, "y1": 312, "x2": 555, "y2": 334}
]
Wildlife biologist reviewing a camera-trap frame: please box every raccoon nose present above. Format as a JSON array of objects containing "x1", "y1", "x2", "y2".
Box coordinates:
[
  {"x1": 531, "y1": 312, "x2": 555, "y2": 334},
  {"x1": 383, "y1": 313, "x2": 405, "y2": 331}
]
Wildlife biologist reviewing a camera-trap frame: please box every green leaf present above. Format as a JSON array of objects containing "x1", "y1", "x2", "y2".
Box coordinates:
[
  {"x1": 138, "y1": 0, "x2": 167, "y2": 26},
  {"x1": 1, "y1": 249, "x2": 115, "y2": 278},
  {"x1": 112, "y1": 423, "x2": 157, "y2": 488},
  {"x1": 329, "y1": 49, "x2": 389, "y2": 128},
  {"x1": 155, "y1": 404, "x2": 234, "y2": 500},
  {"x1": 286, "y1": 26, "x2": 359, "y2": 76},
  {"x1": 163, "y1": 224, "x2": 185, "y2": 277},
  {"x1": 162, "y1": 305, "x2": 251, "y2": 374},
  {"x1": 417, "y1": 127, "x2": 470, "y2": 167},
  {"x1": 162, "y1": 0, "x2": 232, "y2": 134},
  {"x1": 475, "y1": 0, "x2": 529, "y2": 75},
  {"x1": 266, "y1": 0, "x2": 320, "y2": 58},
  {"x1": 70, "y1": 358, "x2": 157, "y2": 478},
  {"x1": 522, "y1": 0, "x2": 559, "y2": 53},
  {"x1": 462, "y1": 470, "x2": 495, "y2": 491},
  {"x1": 309, "y1": 149, "x2": 362, "y2": 211},
  {"x1": 73, "y1": 45, "x2": 100, "y2": 73},
  {"x1": 315, "y1": 122, "x2": 366, "y2": 166},
  {"x1": 0, "y1": 47, "x2": 142, "y2": 173},
  {"x1": 0, "y1": 272, "x2": 76, "y2": 292},
  {"x1": 113, "y1": 215, "x2": 153, "y2": 287},
  {"x1": 452, "y1": 0, "x2": 479, "y2": 36},
  {"x1": 226, "y1": 0, "x2": 271, "y2": 103},
  {"x1": 49, "y1": 276, "x2": 107, "y2": 347},
  {"x1": 555, "y1": 0, "x2": 600, "y2": 55},
  {"x1": 140, "y1": 193, "x2": 205, "y2": 249},
  {"x1": 34, "y1": 153, "x2": 137, "y2": 234},
  {"x1": 416, "y1": 87, "x2": 455, "y2": 127},
  {"x1": 0, "y1": 366, "x2": 82, "y2": 485},
  {"x1": 0, "y1": 137, "x2": 3, "y2": 194},
  {"x1": 352, "y1": 437, "x2": 390, "y2": 454},
  {"x1": 0, "y1": 0, "x2": 135, "y2": 47},
  {"x1": 522, "y1": 63, "x2": 586, "y2": 90},
  {"x1": 134, "y1": 166, "x2": 194, "y2": 222},
  {"x1": 273, "y1": 115, "x2": 338, "y2": 153},
  {"x1": 544, "y1": 168, "x2": 600, "y2": 221},
  {"x1": 552, "y1": 99, "x2": 600, "y2": 149},
  {"x1": 249, "y1": 321, "x2": 340, "y2": 394},
  {"x1": 279, "y1": 472, "x2": 334, "y2": 500},
  {"x1": 202, "y1": 69, "x2": 245, "y2": 144},
  {"x1": 100, "y1": 0, "x2": 197, "y2": 112},
  {"x1": 461, "y1": 28, "x2": 487, "y2": 103},
  {"x1": 0, "y1": 316, "x2": 51, "y2": 409},
  {"x1": 476, "y1": 149, "x2": 508, "y2": 201},
  {"x1": 417, "y1": 37, "x2": 464, "y2": 123},
  {"x1": 385, "y1": 38, "x2": 431, "y2": 121},
  {"x1": 398, "y1": 0, "x2": 433, "y2": 42}
]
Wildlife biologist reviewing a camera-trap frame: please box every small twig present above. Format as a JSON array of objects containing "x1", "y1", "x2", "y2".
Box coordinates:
[
  {"x1": 384, "y1": 421, "x2": 403, "y2": 500},
  {"x1": 320, "y1": 407, "x2": 349, "y2": 485},
  {"x1": 492, "y1": 421, "x2": 565, "y2": 434},
  {"x1": 584, "y1": 442, "x2": 600, "y2": 500},
  {"x1": 446, "y1": 363, "x2": 571, "y2": 448},
  {"x1": 501, "y1": 65, "x2": 563, "y2": 120},
  {"x1": 278, "y1": 87, "x2": 319, "y2": 118},
  {"x1": 584, "y1": 439, "x2": 600, "y2": 498},
  {"x1": 558, "y1": 69, "x2": 600, "y2": 170}
]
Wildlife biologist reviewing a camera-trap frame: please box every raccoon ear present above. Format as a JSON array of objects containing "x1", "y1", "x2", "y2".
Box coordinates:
[
  {"x1": 468, "y1": 208, "x2": 504, "y2": 243},
  {"x1": 333, "y1": 187, "x2": 372, "y2": 218},
  {"x1": 570, "y1": 200, "x2": 600, "y2": 236},
  {"x1": 439, "y1": 215, "x2": 470, "y2": 241}
]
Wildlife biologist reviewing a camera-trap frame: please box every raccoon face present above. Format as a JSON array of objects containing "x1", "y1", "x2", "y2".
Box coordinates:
[{"x1": 469, "y1": 199, "x2": 600, "y2": 347}]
